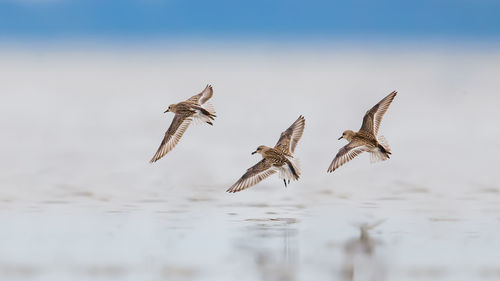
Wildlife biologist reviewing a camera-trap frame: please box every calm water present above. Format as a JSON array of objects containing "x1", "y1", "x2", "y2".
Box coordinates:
[{"x1": 0, "y1": 46, "x2": 499, "y2": 280}]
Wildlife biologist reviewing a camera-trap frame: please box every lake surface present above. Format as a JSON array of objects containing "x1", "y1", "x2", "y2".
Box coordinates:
[{"x1": 0, "y1": 45, "x2": 499, "y2": 280}]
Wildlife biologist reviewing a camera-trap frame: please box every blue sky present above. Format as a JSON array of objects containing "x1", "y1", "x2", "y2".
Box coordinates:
[{"x1": 0, "y1": 0, "x2": 499, "y2": 40}]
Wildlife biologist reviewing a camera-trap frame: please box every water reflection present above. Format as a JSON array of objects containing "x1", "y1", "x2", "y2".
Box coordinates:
[
  {"x1": 341, "y1": 221, "x2": 387, "y2": 281},
  {"x1": 235, "y1": 218, "x2": 299, "y2": 281}
]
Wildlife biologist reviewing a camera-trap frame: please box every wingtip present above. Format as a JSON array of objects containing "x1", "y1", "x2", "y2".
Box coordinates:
[
  {"x1": 227, "y1": 184, "x2": 243, "y2": 193},
  {"x1": 295, "y1": 115, "x2": 305, "y2": 125},
  {"x1": 150, "y1": 154, "x2": 161, "y2": 163}
]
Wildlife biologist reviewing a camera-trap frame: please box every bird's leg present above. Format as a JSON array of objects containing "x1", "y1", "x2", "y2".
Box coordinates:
[
  {"x1": 288, "y1": 179, "x2": 290, "y2": 185},
  {"x1": 283, "y1": 179, "x2": 287, "y2": 188}
]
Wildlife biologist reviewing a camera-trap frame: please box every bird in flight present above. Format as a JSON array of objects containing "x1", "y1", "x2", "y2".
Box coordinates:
[
  {"x1": 150, "y1": 84, "x2": 216, "y2": 163},
  {"x1": 328, "y1": 91, "x2": 397, "y2": 172},
  {"x1": 227, "y1": 116, "x2": 305, "y2": 193}
]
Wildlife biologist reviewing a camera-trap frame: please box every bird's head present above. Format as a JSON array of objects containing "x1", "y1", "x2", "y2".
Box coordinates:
[
  {"x1": 252, "y1": 145, "x2": 269, "y2": 156},
  {"x1": 339, "y1": 130, "x2": 355, "y2": 141},
  {"x1": 164, "y1": 104, "x2": 176, "y2": 113}
]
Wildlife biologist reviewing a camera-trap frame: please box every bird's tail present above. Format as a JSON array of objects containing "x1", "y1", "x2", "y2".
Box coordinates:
[
  {"x1": 285, "y1": 157, "x2": 301, "y2": 181},
  {"x1": 192, "y1": 104, "x2": 217, "y2": 125},
  {"x1": 202, "y1": 102, "x2": 216, "y2": 117},
  {"x1": 370, "y1": 136, "x2": 391, "y2": 163},
  {"x1": 378, "y1": 135, "x2": 391, "y2": 154}
]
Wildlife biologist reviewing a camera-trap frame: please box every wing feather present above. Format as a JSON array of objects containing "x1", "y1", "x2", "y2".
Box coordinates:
[
  {"x1": 327, "y1": 142, "x2": 367, "y2": 172},
  {"x1": 187, "y1": 84, "x2": 213, "y2": 105},
  {"x1": 360, "y1": 91, "x2": 397, "y2": 135},
  {"x1": 274, "y1": 115, "x2": 305, "y2": 155},
  {"x1": 150, "y1": 114, "x2": 192, "y2": 163},
  {"x1": 227, "y1": 159, "x2": 276, "y2": 193}
]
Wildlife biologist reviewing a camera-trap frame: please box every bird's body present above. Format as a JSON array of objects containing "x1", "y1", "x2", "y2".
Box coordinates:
[
  {"x1": 227, "y1": 116, "x2": 305, "y2": 193},
  {"x1": 328, "y1": 91, "x2": 396, "y2": 172},
  {"x1": 258, "y1": 146, "x2": 300, "y2": 180},
  {"x1": 167, "y1": 101, "x2": 215, "y2": 124},
  {"x1": 150, "y1": 85, "x2": 216, "y2": 163}
]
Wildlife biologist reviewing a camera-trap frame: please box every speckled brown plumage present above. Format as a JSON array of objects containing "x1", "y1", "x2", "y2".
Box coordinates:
[
  {"x1": 227, "y1": 116, "x2": 305, "y2": 193},
  {"x1": 328, "y1": 91, "x2": 396, "y2": 172},
  {"x1": 150, "y1": 85, "x2": 216, "y2": 163}
]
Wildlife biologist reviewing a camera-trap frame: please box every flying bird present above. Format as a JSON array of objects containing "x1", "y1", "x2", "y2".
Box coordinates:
[
  {"x1": 150, "y1": 84, "x2": 216, "y2": 163},
  {"x1": 227, "y1": 116, "x2": 305, "y2": 193},
  {"x1": 328, "y1": 91, "x2": 397, "y2": 172}
]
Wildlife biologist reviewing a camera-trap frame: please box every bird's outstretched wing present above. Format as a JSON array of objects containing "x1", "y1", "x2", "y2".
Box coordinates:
[
  {"x1": 227, "y1": 159, "x2": 276, "y2": 193},
  {"x1": 360, "y1": 91, "x2": 397, "y2": 135},
  {"x1": 327, "y1": 141, "x2": 368, "y2": 172},
  {"x1": 274, "y1": 115, "x2": 305, "y2": 155},
  {"x1": 150, "y1": 114, "x2": 192, "y2": 163},
  {"x1": 187, "y1": 84, "x2": 213, "y2": 105}
]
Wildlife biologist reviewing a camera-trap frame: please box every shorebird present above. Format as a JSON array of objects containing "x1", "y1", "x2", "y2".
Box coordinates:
[
  {"x1": 227, "y1": 116, "x2": 305, "y2": 193},
  {"x1": 328, "y1": 91, "x2": 397, "y2": 172},
  {"x1": 150, "y1": 84, "x2": 216, "y2": 163}
]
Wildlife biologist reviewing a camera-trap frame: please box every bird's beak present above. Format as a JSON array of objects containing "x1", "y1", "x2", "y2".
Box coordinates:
[
  {"x1": 251, "y1": 151, "x2": 257, "y2": 155},
  {"x1": 338, "y1": 136, "x2": 343, "y2": 140},
  {"x1": 164, "y1": 109, "x2": 169, "y2": 113}
]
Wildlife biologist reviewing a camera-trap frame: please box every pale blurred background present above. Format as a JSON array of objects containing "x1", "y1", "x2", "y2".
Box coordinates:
[{"x1": 1, "y1": 1, "x2": 500, "y2": 281}]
